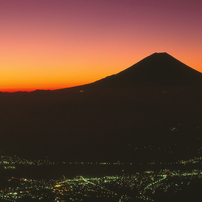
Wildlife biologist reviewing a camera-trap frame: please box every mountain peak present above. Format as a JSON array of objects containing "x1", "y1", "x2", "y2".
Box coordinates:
[
  {"x1": 154, "y1": 52, "x2": 168, "y2": 54},
  {"x1": 91, "y1": 52, "x2": 202, "y2": 87}
]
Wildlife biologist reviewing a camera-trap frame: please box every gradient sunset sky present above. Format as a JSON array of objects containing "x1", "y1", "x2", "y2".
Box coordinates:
[{"x1": 1, "y1": 0, "x2": 202, "y2": 92}]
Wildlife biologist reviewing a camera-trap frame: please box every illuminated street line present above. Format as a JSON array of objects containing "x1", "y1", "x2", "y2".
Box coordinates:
[{"x1": 145, "y1": 175, "x2": 167, "y2": 190}]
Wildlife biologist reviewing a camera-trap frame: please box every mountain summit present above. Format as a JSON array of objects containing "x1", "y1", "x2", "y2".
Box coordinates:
[{"x1": 90, "y1": 52, "x2": 202, "y2": 87}]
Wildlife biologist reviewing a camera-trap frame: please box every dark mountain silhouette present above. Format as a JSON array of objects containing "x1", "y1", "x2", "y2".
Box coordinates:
[
  {"x1": 0, "y1": 53, "x2": 201, "y2": 162},
  {"x1": 86, "y1": 52, "x2": 202, "y2": 88}
]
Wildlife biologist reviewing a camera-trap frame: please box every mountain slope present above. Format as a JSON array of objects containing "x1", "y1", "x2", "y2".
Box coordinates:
[{"x1": 86, "y1": 52, "x2": 202, "y2": 88}]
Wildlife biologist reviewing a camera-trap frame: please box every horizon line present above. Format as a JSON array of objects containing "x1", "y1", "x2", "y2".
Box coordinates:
[{"x1": 2, "y1": 52, "x2": 202, "y2": 93}]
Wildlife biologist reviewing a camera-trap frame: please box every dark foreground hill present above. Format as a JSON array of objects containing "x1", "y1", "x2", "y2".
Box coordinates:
[{"x1": 0, "y1": 53, "x2": 202, "y2": 162}]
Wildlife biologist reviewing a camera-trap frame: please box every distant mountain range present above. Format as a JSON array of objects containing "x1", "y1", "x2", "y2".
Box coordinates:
[
  {"x1": 0, "y1": 53, "x2": 202, "y2": 162},
  {"x1": 73, "y1": 52, "x2": 202, "y2": 89}
]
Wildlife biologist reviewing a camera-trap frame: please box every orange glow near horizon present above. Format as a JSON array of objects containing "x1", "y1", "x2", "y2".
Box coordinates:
[
  {"x1": 1, "y1": 52, "x2": 202, "y2": 93},
  {"x1": 1, "y1": 0, "x2": 202, "y2": 92}
]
